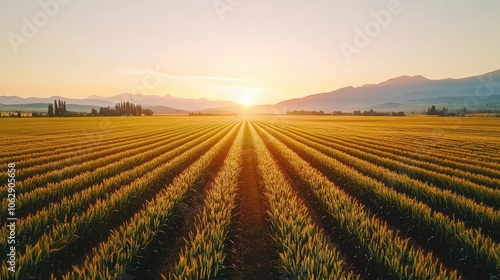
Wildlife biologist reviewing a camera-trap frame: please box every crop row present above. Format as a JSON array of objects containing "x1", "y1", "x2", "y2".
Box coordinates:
[
  {"x1": 1, "y1": 123, "x2": 237, "y2": 279},
  {"x1": 0, "y1": 118, "x2": 221, "y2": 164},
  {"x1": 349, "y1": 132, "x2": 500, "y2": 180},
  {"x1": 260, "y1": 123, "x2": 500, "y2": 240},
  {"x1": 276, "y1": 121, "x2": 500, "y2": 180},
  {"x1": 249, "y1": 123, "x2": 356, "y2": 280},
  {"x1": 330, "y1": 129, "x2": 500, "y2": 172},
  {"x1": 13, "y1": 122, "x2": 221, "y2": 188},
  {"x1": 167, "y1": 123, "x2": 243, "y2": 279},
  {"x1": 253, "y1": 122, "x2": 457, "y2": 279},
  {"x1": 0, "y1": 122, "x2": 230, "y2": 220},
  {"x1": 0, "y1": 122, "x2": 233, "y2": 254},
  {"x1": 256, "y1": 122, "x2": 500, "y2": 278},
  {"x1": 274, "y1": 123, "x2": 500, "y2": 187},
  {"x1": 2, "y1": 122, "x2": 194, "y2": 180},
  {"x1": 62, "y1": 123, "x2": 241, "y2": 279},
  {"x1": 1, "y1": 122, "x2": 212, "y2": 185},
  {"x1": 0, "y1": 123, "x2": 151, "y2": 160},
  {"x1": 268, "y1": 123, "x2": 500, "y2": 208},
  {"x1": 288, "y1": 119, "x2": 500, "y2": 170}
]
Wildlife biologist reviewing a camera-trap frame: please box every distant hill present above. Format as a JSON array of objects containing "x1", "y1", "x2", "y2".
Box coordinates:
[
  {"x1": 0, "y1": 96, "x2": 115, "y2": 107},
  {"x1": 0, "y1": 94, "x2": 236, "y2": 112},
  {"x1": 143, "y1": 106, "x2": 188, "y2": 114},
  {"x1": 85, "y1": 93, "x2": 237, "y2": 111},
  {"x1": 247, "y1": 68, "x2": 500, "y2": 113},
  {"x1": 0, "y1": 103, "x2": 100, "y2": 112},
  {"x1": 2, "y1": 69, "x2": 499, "y2": 114},
  {"x1": 194, "y1": 69, "x2": 500, "y2": 115}
]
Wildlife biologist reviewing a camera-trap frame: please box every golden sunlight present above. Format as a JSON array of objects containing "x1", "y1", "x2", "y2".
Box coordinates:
[{"x1": 238, "y1": 89, "x2": 256, "y2": 106}]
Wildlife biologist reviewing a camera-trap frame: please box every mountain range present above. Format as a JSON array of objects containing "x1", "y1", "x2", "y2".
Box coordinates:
[
  {"x1": 241, "y1": 68, "x2": 500, "y2": 114},
  {"x1": 202, "y1": 69, "x2": 500, "y2": 114},
  {"x1": 0, "y1": 93, "x2": 236, "y2": 112},
  {"x1": 1, "y1": 69, "x2": 499, "y2": 114}
]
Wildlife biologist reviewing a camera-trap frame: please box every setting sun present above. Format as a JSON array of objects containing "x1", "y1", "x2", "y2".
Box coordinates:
[{"x1": 238, "y1": 89, "x2": 256, "y2": 106}]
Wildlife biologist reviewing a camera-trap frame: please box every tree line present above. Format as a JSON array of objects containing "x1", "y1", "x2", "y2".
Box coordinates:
[
  {"x1": 48, "y1": 100, "x2": 67, "y2": 116},
  {"x1": 351, "y1": 109, "x2": 405, "y2": 116},
  {"x1": 286, "y1": 110, "x2": 327, "y2": 115},
  {"x1": 46, "y1": 100, "x2": 153, "y2": 117},
  {"x1": 90, "y1": 101, "x2": 152, "y2": 116},
  {"x1": 287, "y1": 109, "x2": 405, "y2": 116},
  {"x1": 188, "y1": 112, "x2": 238, "y2": 116},
  {"x1": 426, "y1": 105, "x2": 468, "y2": 117}
]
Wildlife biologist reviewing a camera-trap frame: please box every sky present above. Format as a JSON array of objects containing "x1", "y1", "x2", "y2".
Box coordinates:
[{"x1": 1, "y1": 0, "x2": 499, "y2": 105}]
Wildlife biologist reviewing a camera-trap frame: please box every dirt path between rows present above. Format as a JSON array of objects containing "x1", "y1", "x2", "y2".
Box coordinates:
[
  {"x1": 230, "y1": 122, "x2": 278, "y2": 279},
  {"x1": 130, "y1": 126, "x2": 239, "y2": 279}
]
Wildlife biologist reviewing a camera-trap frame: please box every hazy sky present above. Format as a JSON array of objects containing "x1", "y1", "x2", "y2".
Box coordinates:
[{"x1": 1, "y1": 1, "x2": 499, "y2": 105}]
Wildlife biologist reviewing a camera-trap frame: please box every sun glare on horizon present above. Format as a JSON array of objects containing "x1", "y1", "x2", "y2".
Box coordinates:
[{"x1": 238, "y1": 89, "x2": 256, "y2": 106}]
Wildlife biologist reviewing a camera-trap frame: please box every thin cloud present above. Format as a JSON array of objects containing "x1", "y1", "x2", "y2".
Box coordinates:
[
  {"x1": 170, "y1": 75, "x2": 248, "y2": 82},
  {"x1": 208, "y1": 85, "x2": 283, "y2": 92},
  {"x1": 101, "y1": 69, "x2": 247, "y2": 82}
]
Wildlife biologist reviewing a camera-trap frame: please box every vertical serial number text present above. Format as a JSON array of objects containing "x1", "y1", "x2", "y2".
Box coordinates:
[{"x1": 6, "y1": 162, "x2": 17, "y2": 273}]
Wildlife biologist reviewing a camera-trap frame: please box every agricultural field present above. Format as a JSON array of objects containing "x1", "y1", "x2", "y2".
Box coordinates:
[{"x1": 1, "y1": 116, "x2": 499, "y2": 279}]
